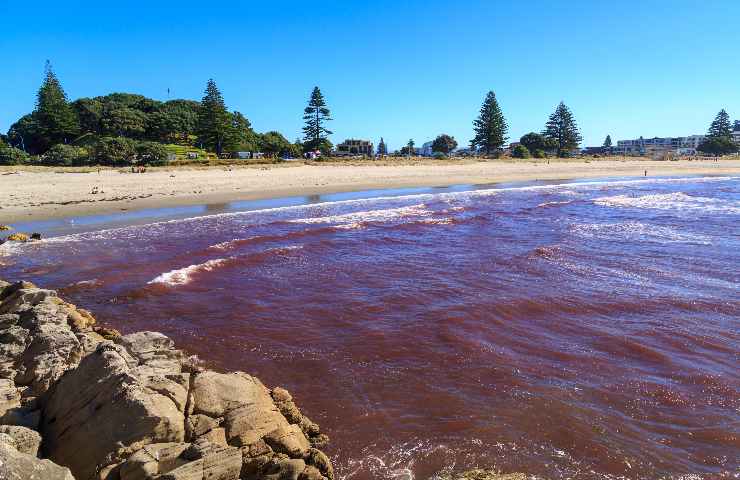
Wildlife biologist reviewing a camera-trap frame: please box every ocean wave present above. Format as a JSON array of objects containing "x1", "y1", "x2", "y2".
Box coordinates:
[
  {"x1": 36, "y1": 176, "x2": 739, "y2": 245},
  {"x1": 570, "y1": 222, "x2": 712, "y2": 244},
  {"x1": 593, "y1": 192, "x2": 740, "y2": 214},
  {"x1": 148, "y1": 258, "x2": 230, "y2": 286},
  {"x1": 289, "y1": 204, "x2": 432, "y2": 225}
]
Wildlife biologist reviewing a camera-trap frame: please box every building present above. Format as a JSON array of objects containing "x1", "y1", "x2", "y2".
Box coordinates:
[
  {"x1": 419, "y1": 141, "x2": 434, "y2": 157},
  {"x1": 616, "y1": 134, "x2": 706, "y2": 156},
  {"x1": 335, "y1": 139, "x2": 373, "y2": 156}
]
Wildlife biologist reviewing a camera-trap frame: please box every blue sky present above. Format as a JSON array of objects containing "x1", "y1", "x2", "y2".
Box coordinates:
[{"x1": 1, "y1": 0, "x2": 739, "y2": 151}]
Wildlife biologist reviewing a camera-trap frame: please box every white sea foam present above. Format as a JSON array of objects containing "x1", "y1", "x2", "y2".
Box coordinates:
[
  {"x1": 594, "y1": 192, "x2": 740, "y2": 214},
  {"x1": 536, "y1": 200, "x2": 574, "y2": 208},
  {"x1": 21, "y1": 175, "x2": 740, "y2": 246},
  {"x1": 289, "y1": 204, "x2": 431, "y2": 225},
  {"x1": 571, "y1": 222, "x2": 712, "y2": 244},
  {"x1": 148, "y1": 258, "x2": 229, "y2": 286}
]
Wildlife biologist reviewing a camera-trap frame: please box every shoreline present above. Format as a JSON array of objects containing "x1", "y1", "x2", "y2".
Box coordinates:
[{"x1": 1, "y1": 158, "x2": 739, "y2": 225}]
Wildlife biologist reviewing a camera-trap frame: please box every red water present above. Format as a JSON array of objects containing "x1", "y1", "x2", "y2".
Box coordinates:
[{"x1": 2, "y1": 176, "x2": 739, "y2": 479}]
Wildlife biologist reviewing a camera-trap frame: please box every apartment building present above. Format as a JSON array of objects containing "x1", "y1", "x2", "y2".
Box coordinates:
[
  {"x1": 335, "y1": 139, "x2": 374, "y2": 156},
  {"x1": 616, "y1": 135, "x2": 706, "y2": 156}
]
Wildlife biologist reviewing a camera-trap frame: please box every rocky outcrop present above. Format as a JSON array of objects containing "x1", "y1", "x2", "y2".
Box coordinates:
[
  {"x1": 0, "y1": 432, "x2": 75, "y2": 480},
  {"x1": 0, "y1": 280, "x2": 334, "y2": 480}
]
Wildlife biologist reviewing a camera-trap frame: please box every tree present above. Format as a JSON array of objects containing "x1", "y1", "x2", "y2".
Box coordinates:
[
  {"x1": 7, "y1": 114, "x2": 43, "y2": 154},
  {"x1": 512, "y1": 145, "x2": 531, "y2": 158},
  {"x1": 470, "y1": 91, "x2": 508, "y2": 155},
  {"x1": 542, "y1": 102, "x2": 582, "y2": 157},
  {"x1": 0, "y1": 143, "x2": 31, "y2": 165},
  {"x1": 260, "y1": 131, "x2": 292, "y2": 158},
  {"x1": 603, "y1": 135, "x2": 612, "y2": 148},
  {"x1": 406, "y1": 139, "x2": 415, "y2": 157},
  {"x1": 520, "y1": 132, "x2": 553, "y2": 155},
  {"x1": 698, "y1": 137, "x2": 738, "y2": 156},
  {"x1": 197, "y1": 79, "x2": 233, "y2": 155},
  {"x1": 302, "y1": 87, "x2": 332, "y2": 151},
  {"x1": 432, "y1": 134, "x2": 458, "y2": 155},
  {"x1": 71, "y1": 98, "x2": 103, "y2": 134},
  {"x1": 377, "y1": 137, "x2": 387, "y2": 156},
  {"x1": 101, "y1": 106, "x2": 147, "y2": 138},
  {"x1": 90, "y1": 137, "x2": 137, "y2": 165},
  {"x1": 34, "y1": 61, "x2": 80, "y2": 150},
  {"x1": 135, "y1": 141, "x2": 169, "y2": 165},
  {"x1": 707, "y1": 109, "x2": 732, "y2": 138},
  {"x1": 41, "y1": 144, "x2": 89, "y2": 166}
]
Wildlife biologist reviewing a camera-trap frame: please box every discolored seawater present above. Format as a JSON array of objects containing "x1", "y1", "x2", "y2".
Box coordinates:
[{"x1": 1, "y1": 176, "x2": 739, "y2": 479}]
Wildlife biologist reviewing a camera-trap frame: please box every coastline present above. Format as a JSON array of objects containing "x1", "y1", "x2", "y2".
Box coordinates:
[{"x1": 2, "y1": 158, "x2": 739, "y2": 225}]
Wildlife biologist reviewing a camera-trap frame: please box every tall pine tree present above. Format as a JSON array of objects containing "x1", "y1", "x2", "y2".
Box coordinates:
[
  {"x1": 543, "y1": 102, "x2": 582, "y2": 157},
  {"x1": 302, "y1": 87, "x2": 332, "y2": 152},
  {"x1": 197, "y1": 79, "x2": 233, "y2": 155},
  {"x1": 603, "y1": 135, "x2": 612, "y2": 148},
  {"x1": 377, "y1": 137, "x2": 387, "y2": 156},
  {"x1": 707, "y1": 109, "x2": 732, "y2": 138},
  {"x1": 35, "y1": 61, "x2": 79, "y2": 150},
  {"x1": 470, "y1": 91, "x2": 508, "y2": 155}
]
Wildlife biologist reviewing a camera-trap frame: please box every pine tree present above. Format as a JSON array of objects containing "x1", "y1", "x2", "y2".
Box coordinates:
[
  {"x1": 542, "y1": 102, "x2": 582, "y2": 157},
  {"x1": 35, "y1": 61, "x2": 79, "y2": 150},
  {"x1": 471, "y1": 91, "x2": 508, "y2": 155},
  {"x1": 197, "y1": 79, "x2": 233, "y2": 155},
  {"x1": 377, "y1": 137, "x2": 387, "y2": 156},
  {"x1": 707, "y1": 109, "x2": 732, "y2": 138},
  {"x1": 407, "y1": 139, "x2": 415, "y2": 156},
  {"x1": 603, "y1": 135, "x2": 612, "y2": 148},
  {"x1": 302, "y1": 87, "x2": 332, "y2": 151}
]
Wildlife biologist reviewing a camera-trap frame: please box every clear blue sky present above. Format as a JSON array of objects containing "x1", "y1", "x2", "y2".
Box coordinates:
[{"x1": 1, "y1": 0, "x2": 739, "y2": 151}]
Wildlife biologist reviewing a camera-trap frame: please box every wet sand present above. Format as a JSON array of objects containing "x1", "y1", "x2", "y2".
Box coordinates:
[{"x1": 1, "y1": 157, "x2": 739, "y2": 223}]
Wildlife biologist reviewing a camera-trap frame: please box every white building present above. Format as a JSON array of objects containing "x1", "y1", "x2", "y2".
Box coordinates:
[
  {"x1": 419, "y1": 141, "x2": 434, "y2": 157},
  {"x1": 616, "y1": 135, "x2": 706, "y2": 156}
]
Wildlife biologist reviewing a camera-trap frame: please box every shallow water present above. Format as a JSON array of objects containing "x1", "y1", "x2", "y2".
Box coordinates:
[{"x1": 2, "y1": 176, "x2": 739, "y2": 479}]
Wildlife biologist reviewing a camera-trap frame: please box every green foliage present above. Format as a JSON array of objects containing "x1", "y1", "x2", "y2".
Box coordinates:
[
  {"x1": 542, "y1": 102, "x2": 582, "y2": 157},
  {"x1": 0, "y1": 144, "x2": 31, "y2": 165},
  {"x1": 377, "y1": 137, "x2": 387, "y2": 156},
  {"x1": 603, "y1": 134, "x2": 612, "y2": 148},
  {"x1": 41, "y1": 144, "x2": 89, "y2": 166},
  {"x1": 197, "y1": 79, "x2": 234, "y2": 155},
  {"x1": 533, "y1": 149, "x2": 547, "y2": 158},
  {"x1": 260, "y1": 131, "x2": 292, "y2": 158},
  {"x1": 101, "y1": 106, "x2": 148, "y2": 138},
  {"x1": 707, "y1": 109, "x2": 732, "y2": 138},
  {"x1": 71, "y1": 98, "x2": 104, "y2": 134},
  {"x1": 90, "y1": 136, "x2": 137, "y2": 165},
  {"x1": 697, "y1": 136, "x2": 738, "y2": 156},
  {"x1": 135, "y1": 141, "x2": 169, "y2": 165},
  {"x1": 519, "y1": 132, "x2": 553, "y2": 154},
  {"x1": 7, "y1": 114, "x2": 43, "y2": 154},
  {"x1": 432, "y1": 134, "x2": 458, "y2": 154},
  {"x1": 302, "y1": 87, "x2": 332, "y2": 151},
  {"x1": 512, "y1": 144, "x2": 531, "y2": 158},
  {"x1": 471, "y1": 91, "x2": 508, "y2": 155},
  {"x1": 432, "y1": 151, "x2": 447, "y2": 160},
  {"x1": 34, "y1": 61, "x2": 80, "y2": 151}
]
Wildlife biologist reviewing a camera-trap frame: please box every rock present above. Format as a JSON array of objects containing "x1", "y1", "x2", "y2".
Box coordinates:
[
  {"x1": 160, "y1": 441, "x2": 242, "y2": 480},
  {"x1": 0, "y1": 440, "x2": 76, "y2": 480},
  {"x1": 439, "y1": 471, "x2": 530, "y2": 480},
  {"x1": 185, "y1": 414, "x2": 221, "y2": 440},
  {"x1": 116, "y1": 332, "x2": 186, "y2": 375},
  {"x1": 299, "y1": 465, "x2": 325, "y2": 480},
  {"x1": 0, "y1": 286, "x2": 57, "y2": 315},
  {"x1": 190, "y1": 371, "x2": 265, "y2": 418},
  {"x1": 262, "y1": 458, "x2": 307, "y2": 480},
  {"x1": 93, "y1": 325, "x2": 122, "y2": 340},
  {"x1": 0, "y1": 425, "x2": 42, "y2": 456},
  {"x1": 271, "y1": 387, "x2": 292, "y2": 403},
  {"x1": 5, "y1": 232, "x2": 29, "y2": 242},
  {"x1": 305, "y1": 448, "x2": 333, "y2": 480},
  {"x1": 0, "y1": 378, "x2": 21, "y2": 417},
  {"x1": 119, "y1": 443, "x2": 190, "y2": 480},
  {"x1": 0, "y1": 281, "x2": 36, "y2": 302},
  {"x1": 0, "y1": 225, "x2": 12, "y2": 231},
  {"x1": 263, "y1": 424, "x2": 310, "y2": 457},
  {"x1": 30, "y1": 233, "x2": 42, "y2": 241},
  {"x1": 42, "y1": 340, "x2": 186, "y2": 480}
]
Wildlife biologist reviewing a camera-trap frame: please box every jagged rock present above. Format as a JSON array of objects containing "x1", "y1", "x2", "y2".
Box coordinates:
[
  {"x1": 42, "y1": 339, "x2": 186, "y2": 480},
  {"x1": 159, "y1": 440, "x2": 242, "y2": 480},
  {"x1": 0, "y1": 286, "x2": 56, "y2": 315},
  {"x1": 93, "y1": 325, "x2": 122, "y2": 340},
  {"x1": 0, "y1": 439, "x2": 75, "y2": 480},
  {"x1": 261, "y1": 458, "x2": 307, "y2": 480},
  {"x1": 299, "y1": 465, "x2": 325, "y2": 480},
  {"x1": 0, "y1": 225, "x2": 12, "y2": 231},
  {"x1": 271, "y1": 387, "x2": 292, "y2": 403},
  {"x1": 185, "y1": 414, "x2": 221, "y2": 440},
  {"x1": 119, "y1": 443, "x2": 190, "y2": 480},
  {"x1": 0, "y1": 425, "x2": 42, "y2": 456},
  {"x1": 263, "y1": 424, "x2": 310, "y2": 457},
  {"x1": 0, "y1": 378, "x2": 21, "y2": 417},
  {"x1": 5, "y1": 232, "x2": 29, "y2": 242},
  {"x1": 190, "y1": 371, "x2": 265, "y2": 418},
  {"x1": 305, "y1": 448, "x2": 333, "y2": 480}
]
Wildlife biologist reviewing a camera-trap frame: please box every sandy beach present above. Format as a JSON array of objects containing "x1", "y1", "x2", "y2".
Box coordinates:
[{"x1": 1, "y1": 157, "x2": 739, "y2": 223}]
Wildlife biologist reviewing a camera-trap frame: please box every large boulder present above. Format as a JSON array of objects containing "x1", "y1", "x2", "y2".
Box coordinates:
[
  {"x1": 41, "y1": 336, "x2": 188, "y2": 480},
  {"x1": 0, "y1": 424, "x2": 42, "y2": 456},
  {"x1": 0, "y1": 437, "x2": 75, "y2": 480}
]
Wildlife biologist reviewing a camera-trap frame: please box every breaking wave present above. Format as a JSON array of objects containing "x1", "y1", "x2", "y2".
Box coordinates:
[
  {"x1": 148, "y1": 258, "x2": 230, "y2": 286},
  {"x1": 594, "y1": 192, "x2": 740, "y2": 214},
  {"x1": 570, "y1": 222, "x2": 712, "y2": 244}
]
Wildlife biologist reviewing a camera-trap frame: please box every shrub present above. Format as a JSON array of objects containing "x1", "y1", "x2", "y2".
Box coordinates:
[
  {"x1": 533, "y1": 149, "x2": 547, "y2": 158},
  {"x1": 432, "y1": 151, "x2": 447, "y2": 160},
  {"x1": 0, "y1": 144, "x2": 31, "y2": 165},
  {"x1": 135, "y1": 141, "x2": 169, "y2": 166},
  {"x1": 512, "y1": 145, "x2": 531, "y2": 158},
  {"x1": 41, "y1": 144, "x2": 89, "y2": 166},
  {"x1": 90, "y1": 136, "x2": 137, "y2": 165}
]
